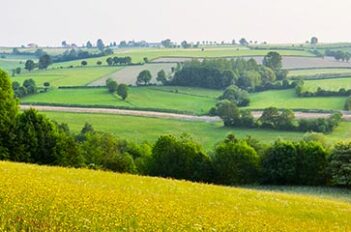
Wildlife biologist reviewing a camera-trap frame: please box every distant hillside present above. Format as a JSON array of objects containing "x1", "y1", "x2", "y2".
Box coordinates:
[{"x1": 0, "y1": 161, "x2": 350, "y2": 231}]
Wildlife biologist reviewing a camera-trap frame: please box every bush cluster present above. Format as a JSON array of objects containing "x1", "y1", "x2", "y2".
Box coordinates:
[
  {"x1": 12, "y1": 79, "x2": 37, "y2": 98},
  {"x1": 170, "y1": 54, "x2": 289, "y2": 91},
  {"x1": 212, "y1": 102, "x2": 342, "y2": 133}
]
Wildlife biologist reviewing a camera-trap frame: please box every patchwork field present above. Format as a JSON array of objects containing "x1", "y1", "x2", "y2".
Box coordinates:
[
  {"x1": 0, "y1": 161, "x2": 350, "y2": 231},
  {"x1": 154, "y1": 56, "x2": 351, "y2": 70},
  {"x1": 247, "y1": 89, "x2": 346, "y2": 110},
  {"x1": 51, "y1": 48, "x2": 314, "y2": 68},
  {"x1": 288, "y1": 68, "x2": 351, "y2": 77},
  {"x1": 89, "y1": 63, "x2": 176, "y2": 86},
  {"x1": 21, "y1": 87, "x2": 221, "y2": 114},
  {"x1": 304, "y1": 77, "x2": 351, "y2": 91},
  {"x1": 11, "y1": 67, "x2": 119, "y2": 87}
]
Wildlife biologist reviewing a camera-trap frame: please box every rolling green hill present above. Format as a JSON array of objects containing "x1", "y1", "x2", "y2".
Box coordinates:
[{"x1": 0, "y1": 161, "x2": 350, "y2": 231}]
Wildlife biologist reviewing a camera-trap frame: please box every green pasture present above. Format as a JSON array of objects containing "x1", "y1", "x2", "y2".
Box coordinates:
[
  {"x1": 247, "y1": 89, "x2": 346, "y2": 110},
  {"x1": 42, "y1": 111, "x2": 305, "y2": 150},
  {"x1": 304, "y1": 77, "x2": 351, "y2": 91},
  {"x1": 21, "y1": 86, "x2": 221, "y2": 114},
  {"x1": 89, "y1": 63, "x2": 176, "y2": 86},
  {"x1": 288, "y1": 68, "x2": 351, "y2": 77},
  {"x1": 40, "y1": 111, "x2": 351, "y2": 150},
  {"x1": 11, "y1": 66, "x2": 119, "y2": 87},
  {"x1": 51, "y1": 48, "x2": 314, "y2": 68}
]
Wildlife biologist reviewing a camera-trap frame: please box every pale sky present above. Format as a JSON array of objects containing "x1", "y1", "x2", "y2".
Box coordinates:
[{"x1": 2, "y1": 0, "x2": 351, "y2": 46}]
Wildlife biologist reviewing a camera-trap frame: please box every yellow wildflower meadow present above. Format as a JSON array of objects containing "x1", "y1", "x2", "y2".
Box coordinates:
[{"x1": 0, "y1": 161, "x2": 350, "y2": 231}]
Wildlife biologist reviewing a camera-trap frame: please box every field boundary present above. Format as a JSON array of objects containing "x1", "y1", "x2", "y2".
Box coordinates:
[
  {"x1": 20, "y1": 104, "x2": 220, "y2": 122},
  {"x1": 21, "y1": 102, "x2": 200, "y2": 116},
  {"x1": 20, "y1": 104, "x2": 351, "y2": 121},
  {"x1": 150, "y1": 54, "x2": 316, "y2": 63}
]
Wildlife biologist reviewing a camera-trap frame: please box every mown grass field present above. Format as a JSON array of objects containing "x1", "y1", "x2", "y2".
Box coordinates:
[
  {"x1": 304, "y1": 77, "x2": 351, "y2": 91},
  {"x1": 42, "y1": 111, "x2": 351, "y2": 150},
  {"x1": 89, "y1": 63, "x2": 176, "y2": 86},
  {"x1": 248, "y1": 89, "x2": 346, "y2": 110},
  {"x1": 21, "y1": 87, "x2": 221, "y2": 114},
  {"x1": 11, "y1": 67, "x2": 119, "y2": 87},
  {"x1": 0, "y1": 161, "x2": 350, "y2": 231},
  {"x1": 51, "y1": 48, "x2": 314, "y2": 68},
  {"x1": 288, "y1": 68, "x2": 351, "y2": 77},
  {"x1": 22, "y1": 86, "x2": 346, "y2": 113}
]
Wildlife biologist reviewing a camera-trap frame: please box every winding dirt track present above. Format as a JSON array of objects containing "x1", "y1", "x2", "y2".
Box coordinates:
[{"x1": 20, "y1": 105, "x2": 351, "y2": 122}]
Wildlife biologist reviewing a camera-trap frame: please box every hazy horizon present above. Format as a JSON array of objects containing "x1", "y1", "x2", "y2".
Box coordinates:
[{"x1": 2, "y1": 0, "x2": 351, "y2": 47}]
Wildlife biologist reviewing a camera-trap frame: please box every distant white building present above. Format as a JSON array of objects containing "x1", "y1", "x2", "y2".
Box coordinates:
[{"x1": 27, "y1": 43, "x2": 38, "y2": 48}]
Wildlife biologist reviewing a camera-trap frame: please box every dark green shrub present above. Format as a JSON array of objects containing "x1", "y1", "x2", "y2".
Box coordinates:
[
  {"x1": 328, "y1": 142, "x2": 351, "y2": 187},
  {"x1": 295, "y1": 141, "x2": 328, "y2": 185},
  {"x1": 213, "y1": 135, "x2": 259, "y2": 185},
  {"x1": 150, "y1": 134, "x2": 212, "y2": 182},
  {"x1": 261, "y1": 141, "x2": 297, "y2": 184}
]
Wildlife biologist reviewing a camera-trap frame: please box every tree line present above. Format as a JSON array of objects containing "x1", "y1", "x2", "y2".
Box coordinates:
[
  {"x1": 211, "y1": 101, "x2": 342, "y2": 133},
  {"x1": 106, "y1": 56, "x2": 132, "y2": 66},
  {"x1": 325, "y1": 49, "x2": 351, "y2": 62},
  {"x1": 169, "y1": 52, "x2": 289, "y2": 91}
]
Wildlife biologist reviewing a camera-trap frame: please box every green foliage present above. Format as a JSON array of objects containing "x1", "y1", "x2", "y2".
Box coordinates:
[
  {"x1": 344, "y1": 96, "x2": 351, "y2": 110},
  {"x1": 216, "y1": 100, "x2": 241, "y2": 127},
  {"x1": 328, "y1": 142, "x2": 351, "y2": 187},
  {"x1": 219, "y1": 85, "x2": 250, "y2": 106},
  {"x1": 258, "y1": 107, "x2": 281, "y2": 129},
  {"x1": 13, "y1": 109, "x2": 59, "y2": 164},
  {"x1": 24, "y1": 59, "x2": 36, "y2": 72},
  {"x1": 137, "y1": 70, "x2": 152, "y2": 85},
  {"x1": 106, "y1": 78, "x2": 118, "y2": 93},
  {"x1": 12, "y1": 79, "x2": 37, "y2": 98},
  {"x1": 117, "y1": 84, "x2": 128, "y2": 100},
  {"x1": 295, "y1": 141, "x2": 328, "y2": 185},
  {"x1": 303, "y1": 132, "x2": 327, "y2": 147},
  {"x1": 156, "y1": 69, "x2": 167, "y2": 84},
  {"x1": 150, "y1": 134, "x2": 212, "y2": 182},
  {"x1": 0, "y1": 69, "x2": 18, "y2": 158},
  {"x1": 213, "y1": 135, "x2": 259, "y2": 185},
  {"x1": 261, "y1": 141, "x2": 298, "y2": 185},
  {"x1": 263, "y1": 51, "x2": 283, "y2": 71},
  {"x1": 38, "y1": 54, "x2": 52, "y2": 69}
]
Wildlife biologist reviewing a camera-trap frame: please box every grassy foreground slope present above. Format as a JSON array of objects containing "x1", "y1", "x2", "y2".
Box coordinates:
[{"x1": 0, "y1": 161, "x2": 350, "y2": 231}]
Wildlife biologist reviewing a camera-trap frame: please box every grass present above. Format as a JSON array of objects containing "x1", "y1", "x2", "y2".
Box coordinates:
[
  {"x1": 11, "y1": 66, "x2": 119, "y2": 87},
  {"x1": 89, "y1": 63, "x2": 176, "y2": 86},
  {"x1": 304, "y1": 77, "x2": 351, "y2": 91},
  {"x1": 288, "y1": 68, "x2": 351, "y2": 77},
  {"x1": 43, "y1": 111, "x2": 305, "y2": 150},
  {"x1": 21, "y1": 86, "x2": 222, "y2": 115},
  {"x1": 51, "y1": 47, "x2": 314, "y2": 68},
  {"x1": 247, "y1": 89, "x2": 346, "y2": 110},
  {"x1": 0, "y1": 161, "x2": 350, "y2": 231},
  {"x1": 40, "y1": 111, "x2": 351, "y2": 150}
]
